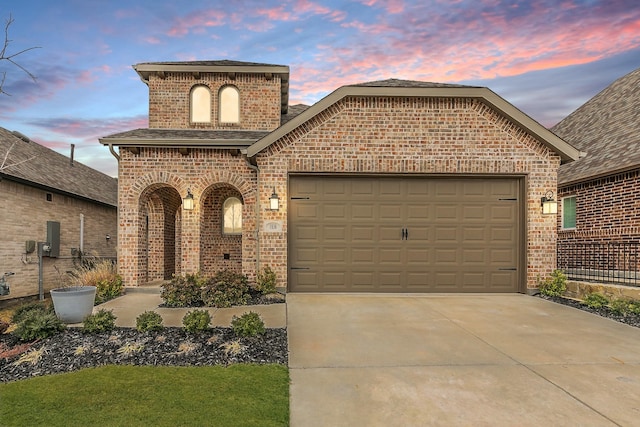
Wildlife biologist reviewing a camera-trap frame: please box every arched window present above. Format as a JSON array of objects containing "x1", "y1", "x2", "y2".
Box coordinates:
[
  {"x1": 219, "y1": 85, "x2": 240, "y2": 124},
  {"x1": 190, "y1": 85, "x2": 211, "y2": 123},
  {"x1": 223, "y1": 197, "x2": 242, "y2": 234}
]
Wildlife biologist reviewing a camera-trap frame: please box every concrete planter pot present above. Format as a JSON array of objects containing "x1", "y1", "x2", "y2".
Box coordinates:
[{"x1": 50, "y1": 286, "x2": 96, "y2": 323}]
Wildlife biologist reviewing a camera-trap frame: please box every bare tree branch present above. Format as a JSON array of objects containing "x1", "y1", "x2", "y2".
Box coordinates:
[
  {"x1": 0, "y1": 142, "x2": 36, "y2": 172},
  {"x1": 1, "y1": 14, "x2": 41, "y2": 96}
]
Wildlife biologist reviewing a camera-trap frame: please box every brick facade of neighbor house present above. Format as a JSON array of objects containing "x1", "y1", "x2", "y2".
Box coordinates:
[
  {"x1": 0, "y1": 128, "x2": 117, "y2": 301},
  {"x1": 553, "y1": 68, "x2": 640, "y2": 277},
  {"x1": 102, "y1": 60, "x2": 580, "y2": 293}
]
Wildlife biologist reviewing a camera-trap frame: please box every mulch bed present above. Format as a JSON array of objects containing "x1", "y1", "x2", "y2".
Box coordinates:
[
  {"x1": 538, "y1": 295, "x2": 640, "y2": 328},
  {"x1": 0, "y1": 326, "x2": 287, "y2": 383}
]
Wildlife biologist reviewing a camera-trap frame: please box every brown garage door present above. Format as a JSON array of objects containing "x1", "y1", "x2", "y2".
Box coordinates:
[{"x1": 288, "y1": 175, "x2": 522, "y2": 293}]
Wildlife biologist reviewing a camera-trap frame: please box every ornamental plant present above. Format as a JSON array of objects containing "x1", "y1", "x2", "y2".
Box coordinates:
[
  {"x1": 231, "y1": 311, "x2": 266, "y2": 337},
  {"x1": 161, "y1": 273, "x2": 206, "y2": 307},
  {"x1": 538, "y1": 269, "x2": 567, "y2": 297},
  {"x1": 182, "y1": 309, "x2": 211, "y2": 334},
  {"x1": 136, "y1": 311, "x2": 164, "y2": 332},
  {"x1": 201, "y1": 270, "x2": 250, "y2": 308},
  {"x1": 83, "y1": 309, "x2": 117, "y2": 334},
  {"x1": 256, "y1": 266, "x2": 277, "y2": 295}
]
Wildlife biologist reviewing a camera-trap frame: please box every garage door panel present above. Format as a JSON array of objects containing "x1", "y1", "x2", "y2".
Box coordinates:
[{"x1": 289, "y1": 176, "x2": 521, "y2": 293}]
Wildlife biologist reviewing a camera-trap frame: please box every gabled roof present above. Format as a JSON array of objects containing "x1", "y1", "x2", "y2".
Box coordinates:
[
  {"x1": 553, "y1": 67, "x2": 640, "y2": 185},
  {"x1": 133, "y1": 60, "x2": 290, "y2": 114},
  {"x1": 246, "y1": 78, "x2": 583, "y2": 163},
  {"x1": 0, "y1": 127, "x2": 117, "y2": 207}
]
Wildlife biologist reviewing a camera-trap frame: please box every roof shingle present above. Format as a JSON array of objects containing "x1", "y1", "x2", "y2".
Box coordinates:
[
  {"x1": 0, "y1": 127, "x2": 117, "y2": 207},
  {"x1": 553, "y1": 67, "x2": 640, "y2": 185}
]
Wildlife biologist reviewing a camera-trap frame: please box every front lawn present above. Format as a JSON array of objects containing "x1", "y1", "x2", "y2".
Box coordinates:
[{"x1": 0, "y1": 364, "x2": 289, "y2": 427}]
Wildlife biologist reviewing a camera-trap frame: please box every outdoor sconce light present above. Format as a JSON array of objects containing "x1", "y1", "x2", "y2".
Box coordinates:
[
  {"x1": 269, "y1": 188, "x2": 280, "y2": 211},
  {"x1": 105, "y1": 234, "x2": 111, "y2": 242},
  {"x1": 183, "y1": 188, "x2": 195, "y2": 211},
  {"x1": 541, "y1": 190, "x2": 558, "y2": 215}
]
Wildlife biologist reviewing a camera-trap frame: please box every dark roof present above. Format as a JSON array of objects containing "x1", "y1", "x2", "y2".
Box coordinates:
[
  {"x1": 134, "y1": 60, "x2": 286, "y2": 68},
  {"x1": 349, "y1": 78, "x2": 478, "y2": 89},
  {"x1": 553, "y1": 67, "x2": 640, "y2": 185},
  {"x1": 100, "y1": 128, "x2": 270, "y2": 148},
  {"x1": 0, "y1": 127, "x2": 117, "y2": 207},
  {"x1": 281, "y1": 104, "x2": 310, "y2": 125}
]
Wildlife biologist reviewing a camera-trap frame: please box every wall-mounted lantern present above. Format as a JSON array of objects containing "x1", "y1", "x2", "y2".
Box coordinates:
[
  {"x1": 269, "y1": 188, "x2": 280, "y2": 211},
  {"x1": 541, "y1": 190, "x2": 558, "y2": 215},
  {"x1": 105, "y1": 234, "x2": 111, "y2": 242},
  {"x1": 183, "y1": 188, "x2": 195, "y2": 211}
]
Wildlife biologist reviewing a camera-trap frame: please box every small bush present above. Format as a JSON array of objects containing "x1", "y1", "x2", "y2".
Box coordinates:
[
  {"x1": 583, "y1": 293, "x2": 609, "y2": 309},
  {"x1": 538, "y1": 269, "x2": 567, "y2": 297},
  {"x1": 610, "y1": 298, "x2": 640, "y2": 316},
  {"x1": 11, "y1": 302, "x2": 52, "y2": 324},
  {"x1": 83, "y1": 309, "x2": 117, "y2": 334},
  {"x1": 231, "y1": 311, "x2": 265, "y2": 337},
  {"x1": 136, "y1": 311, "x2": 164, "y2": 332},
  {"x1": 13, "y1": 311, "x2": 65, "y2": 341},
  {"x1": 201, "y1": 270, "x2": 250, "y2": 308},
  {"x1": 161, "y1": 273, "x2": 205, "y2": 307},
  {"x1": 256, "y1": 266, "x2": 277, "y2": 295},
  {"x1": 182, "y1": 309, "x2": 211, "y2": 334},
  {"x1": 71, "y1": 258, "x2": 123, "y2": 305}
]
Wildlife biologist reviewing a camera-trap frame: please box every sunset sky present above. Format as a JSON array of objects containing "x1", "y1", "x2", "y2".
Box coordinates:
[{"x1": 1, "y1": 0, "x2": 639, "y2": 177}]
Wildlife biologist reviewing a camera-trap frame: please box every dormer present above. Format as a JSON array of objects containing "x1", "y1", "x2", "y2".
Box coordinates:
[{"x1": 133, "y1": 60, "x2": 289, "y2": 131}]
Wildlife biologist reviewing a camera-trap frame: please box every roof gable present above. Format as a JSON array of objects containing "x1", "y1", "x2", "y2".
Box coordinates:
[
  {"x1": 553, "y1": 67, "x2": 640, "y2": 185},
  {"x1": 246, "y1": 79, "x2": 582, "y2": 163},
  {"x1": 0, "y1": 127, "x2": 117, "y2": 207}
]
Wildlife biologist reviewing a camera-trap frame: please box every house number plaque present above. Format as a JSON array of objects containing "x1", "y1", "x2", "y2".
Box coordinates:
[{"x1": 264, "y1": 220, "x2": 283, "y2": 233}]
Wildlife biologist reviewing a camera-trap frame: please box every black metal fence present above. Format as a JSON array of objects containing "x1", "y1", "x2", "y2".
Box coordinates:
[{"x1": 557, "y1": 241, "x2": 640, "y2": 286}]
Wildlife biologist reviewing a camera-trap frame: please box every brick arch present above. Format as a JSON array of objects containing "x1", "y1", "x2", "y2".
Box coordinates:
[
  {"x1": 196, "y1": 170, "x2": 256, "y2": 204},
  {"x1": 128, "y1": 172, "x2": 189, "y2": 204}
]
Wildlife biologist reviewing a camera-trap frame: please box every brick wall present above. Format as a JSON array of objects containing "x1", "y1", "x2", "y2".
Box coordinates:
[
  {"x1": 147, "y1": 73, "x2": 282, "y2": 130},
  {"x1": 257, "y1": 96, "x2": 561, "y2": 291},
  {"x1": 0, "y1": 179, "x2": 117, "y2": 300},
  {"x1": 559, "y1": 169, "x2": 640, "y2": 242},
  {"x1": 117, "y1": 148, "x2": 257, "y2": 287}
]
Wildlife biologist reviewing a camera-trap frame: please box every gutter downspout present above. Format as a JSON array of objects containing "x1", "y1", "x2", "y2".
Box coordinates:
[
  {"x1": 243, "y1": 152, "x2": 260, "y2": 275},
  {"x1": 108, "y1": 144, "x2": 121, "y2": 161}
]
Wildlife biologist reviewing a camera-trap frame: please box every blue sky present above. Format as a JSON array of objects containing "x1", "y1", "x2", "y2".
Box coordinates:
[{"x1": 1, "y1": 0, "x2": 639, "y2": 177}]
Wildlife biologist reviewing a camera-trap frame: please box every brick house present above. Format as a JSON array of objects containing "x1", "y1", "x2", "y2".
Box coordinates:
[
  {"x1": 100, "y1": 60, "x2": 580, "y2": 293},
  {"x1": 553, "y1": 67, "x2": 640, "y2": 281},
  {"x1": 0, "y1": 127, "x2": 118, "y2": 301}
]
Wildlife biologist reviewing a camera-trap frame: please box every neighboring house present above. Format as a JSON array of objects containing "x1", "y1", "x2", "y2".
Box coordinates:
[
  {"x1": 100, "y1": 60, "x2": 580, "y2": 294},
  {"x1": 553, "y1": 67, "x2": 640, "y2": 281},
  {"x1": 0, "y1": 127, "x2": 118, "y2": 301}
]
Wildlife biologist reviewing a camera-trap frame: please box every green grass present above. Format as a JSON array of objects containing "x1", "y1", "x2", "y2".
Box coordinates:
[{"x1": 0, "y1": 364, "x2": 289, "y2": 427}]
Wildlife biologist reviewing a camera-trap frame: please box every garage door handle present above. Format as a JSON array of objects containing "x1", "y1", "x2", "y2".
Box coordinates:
[
  {"x1": 290, "y1": 267, "x2": 310, "y2": 270},
  {"x1": 498, "y1": 268, "x2": 517, "y2": 271}
]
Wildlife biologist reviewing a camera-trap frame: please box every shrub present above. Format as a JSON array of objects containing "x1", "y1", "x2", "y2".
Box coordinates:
[
  {"x1": 13, "y1": 310, "x2": 65, "y2": 341},
  {"x1": 70, "y1": 258, "x2": 123, "y2": 305},
  {"x1": 11, "y1": 301, "x2": 53, "y2": 324},
  {"x1": 201, "y1": 270, "x2": 249, "y2": 308},
  {"x1": 182, "y1": 309, "x2": 211, "y2": 334},
  {"x1": 231, "y1": 311, "x2": 265, "y2": 337},
  {"x1": 256, "y1": 266, "x2": 277, "y2": 295},
  {"x1": 583, "y1": 293, "x2": 609, "y2": 309},
  {"x1": 610, "y1": 298, "x2": 640, "y2": 316},
  {"x1": 83, "y1": 309, "x2": 117, "y2": 334},
  {"x1": 161, "y1": 273, "x2": 205, "y2": 307},
  {"x1": 538, "y1": 270, "x2": 567, "y2": 297},
  {"x1": 136, "y1": 311, "x2": 164, "y2": 332}
]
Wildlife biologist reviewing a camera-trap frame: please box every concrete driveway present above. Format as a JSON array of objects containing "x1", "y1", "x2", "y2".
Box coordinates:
[{"x1": 287, "y1": 294, "x2": 640, "y2": 426}]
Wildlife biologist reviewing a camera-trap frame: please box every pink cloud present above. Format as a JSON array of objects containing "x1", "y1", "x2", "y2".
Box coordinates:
[
  {"x1": 166, "y1": 9, "x2": 226, "y2": 37},
  {"x1": 357, "y1": 0, "x2": 404, "y2": 14}
]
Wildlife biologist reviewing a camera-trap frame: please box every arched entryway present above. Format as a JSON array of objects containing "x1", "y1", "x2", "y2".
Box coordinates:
[
  {"x1": 200, "y1": 184, "x2": 244, "y2": 276},
  {"x1": 138, "y1": 185, "x2": 182, "y2": 283}
]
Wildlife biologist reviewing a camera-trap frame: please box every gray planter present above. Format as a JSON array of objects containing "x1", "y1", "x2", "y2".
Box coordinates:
[{"x1": 50, "y1": 286, "x2": 97, "y2": 323}]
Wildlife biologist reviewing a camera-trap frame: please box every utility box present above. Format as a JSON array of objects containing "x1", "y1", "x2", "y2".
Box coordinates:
[
  {"x1": 46, "y1": 221, "x2": 60, "y2": 258},
  {"x1": 25, "y1": 240, "x2": 36, "y2": 254}
]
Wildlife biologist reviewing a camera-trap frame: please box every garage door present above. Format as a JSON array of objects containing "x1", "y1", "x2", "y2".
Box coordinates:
[{"x1": 288, "y1": 175, "x2": 522, "y2": 292}]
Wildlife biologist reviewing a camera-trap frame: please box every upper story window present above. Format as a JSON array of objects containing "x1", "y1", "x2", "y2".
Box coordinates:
[
  {"x1": 219, "y1": 85, "x2": 240, "y2": 124},
  {"x1": 562, "y1": 196, "x2": 576, "y2": 229},
  {"x1": 223, "y1": 197, "x2": 242, "y2": 234},
  {"x1": 190, "y1": 85, "x2": 211, "y2": 123}
]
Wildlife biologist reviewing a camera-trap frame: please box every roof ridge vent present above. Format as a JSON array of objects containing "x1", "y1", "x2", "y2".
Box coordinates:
[{"x1": 11, "y1": 131, "x2": 31, "y2": 143}]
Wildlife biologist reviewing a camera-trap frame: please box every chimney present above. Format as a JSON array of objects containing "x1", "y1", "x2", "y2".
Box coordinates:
[{"x1": 70, "y1": 144, "x2": 75, "y2": 166}]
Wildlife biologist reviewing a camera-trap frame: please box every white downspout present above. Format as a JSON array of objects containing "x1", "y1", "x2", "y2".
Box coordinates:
[{"x1": 80, "y1": 214, "x2": 84, "y2": 254}]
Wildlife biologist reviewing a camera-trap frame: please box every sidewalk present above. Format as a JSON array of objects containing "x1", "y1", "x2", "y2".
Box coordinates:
[{"x1": 94, "y1": 288, "x2": 286, "y2": 328}]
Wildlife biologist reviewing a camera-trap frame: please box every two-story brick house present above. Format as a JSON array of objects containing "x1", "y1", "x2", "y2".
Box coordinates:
[{"x1": 101, "y1": 60, "x2": 581, "y2": 293}]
